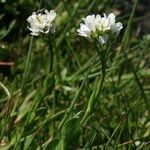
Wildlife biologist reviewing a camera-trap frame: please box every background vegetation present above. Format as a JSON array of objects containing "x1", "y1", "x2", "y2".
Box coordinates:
[{"x1": 0, "y1": 0, "x2": 150, "y2": 149}]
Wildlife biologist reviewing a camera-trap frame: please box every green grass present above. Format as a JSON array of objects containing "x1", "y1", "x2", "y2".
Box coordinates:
[{"x1": 0, "y1": 0, "x2": 150, "y2": 149}]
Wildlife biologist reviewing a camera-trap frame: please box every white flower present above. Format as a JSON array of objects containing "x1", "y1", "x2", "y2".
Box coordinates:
[
  {"x1": 27, "y1": 9, "x2": 57, "y2": 36},
  {"x1": 77, "y1": 13, "x2": 123, "y2": 44}
]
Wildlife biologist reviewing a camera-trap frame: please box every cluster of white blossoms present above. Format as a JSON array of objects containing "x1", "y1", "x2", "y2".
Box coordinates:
[
  {"x1": 27, "y1": 10, "x2": 123, "y2": 43},
  {"x1": 77, "y1": 13, "x2": 123, "y2": 44},
  {"x1": 27, "y1": 10, "x2": 57, "y2": 36}
]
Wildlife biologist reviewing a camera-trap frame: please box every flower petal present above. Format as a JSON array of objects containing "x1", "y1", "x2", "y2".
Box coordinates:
[{"x1": 108, "y1": 13, "x2": 116, "y2": 25}]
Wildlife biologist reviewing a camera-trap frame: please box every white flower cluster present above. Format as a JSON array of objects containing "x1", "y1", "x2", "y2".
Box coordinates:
[
  {"x1": 27, "y1": 10, "x2": 57, "y2": 36},
  {"x1": 77, "y1": 13, "x2": 123, "y2": 44}
]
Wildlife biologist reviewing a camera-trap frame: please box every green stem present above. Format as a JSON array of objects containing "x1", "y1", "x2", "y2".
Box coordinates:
[
  {"x1": 21, "y1": 37, "x2": 34, "y2": 92},
  {"x1": 80, "y1": 49, "x2": 106, "y2": 126},
  {"x1": 49, "y1": 45, "x2": 54, "y2": 73},
  {"x1": 47, "y1": 35, "x2": 55, "y2": 73},
  {"x1": 58, "y1": 54, "x2": 97, "y2": 130}
]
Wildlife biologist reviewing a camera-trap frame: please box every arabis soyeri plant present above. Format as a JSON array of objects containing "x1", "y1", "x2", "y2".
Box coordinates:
[
  {"x1": 77, "y1": 13, "x2": 123, "y2": 44},
  {"x1": 21, "y1": 9, "x2": 57, "y2": 92},
  {"x1": 27, "y1": 9, "x2": 57, "y2": 36},
  {"x1": 78, "y1": 13, "x2": 123, "y2": 125}
]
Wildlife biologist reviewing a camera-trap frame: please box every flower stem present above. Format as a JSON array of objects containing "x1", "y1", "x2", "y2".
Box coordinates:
[
  {"x1": 46, "y1": 34, "x2": 55, "y2": 73},
  {"x1": 80, "y1": 48, "x2": 106, "y2": 126},
  {"x1": 49, "y1": 45, "x2": 54, "y2": 73},
  {"x1": 58, "y1": 54, "x2": 97, "y2": 130},
  {"x1": 21, "y1": 37, "x2": 34, "y2": 92}
]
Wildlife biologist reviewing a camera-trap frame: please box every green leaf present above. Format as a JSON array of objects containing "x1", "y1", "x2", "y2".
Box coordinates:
[
  {"x1": 43, "y1": 73, "x2": 55, "y2": 95},
  {"x1": 23, "y1": 133, "x2": 35, "y2": 150},
  {"x1": 0, "y1": 20, "x2": 16, "y2": 40},
  {"x1": 57, "y1": 116, "x2": 80, "y2": 150},
  {"x1": 42, "y1": 139, "x2": 59, "y2": 150},
  {"x1": 0, "y1": 14, "x2": 4, "y2": 20}
]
